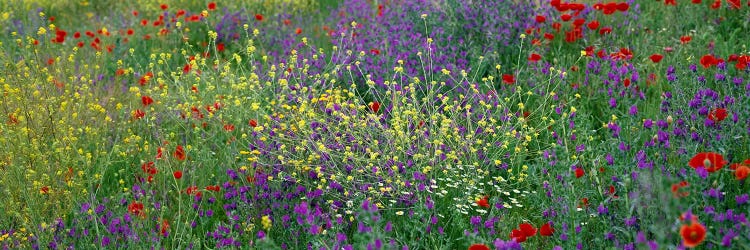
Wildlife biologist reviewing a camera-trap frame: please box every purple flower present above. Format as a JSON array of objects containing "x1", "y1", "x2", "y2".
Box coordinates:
[
  {"x1": 629, "y1": 105, "x2": 638, "y2": 115},
  {"x1": 257, "y1": 230, "x2": 266, "y2": 239},
  {"x1": 636, "y1": 231, "x2": 646, "y2": 243},
  {"x1": 696, "y1": 166, "x2": 709, "y2": 179},
  {"x1": 597, "y1": 204, "x2": 609, "y2": 215},
  {"x1": 493, "y1": 238, "x2": 523, "y2": 250},
  {"x1": 736, "y1": 194, "x2": 749, "y2": 205},
  {"x1": 470, "y1": 216, "x2": 482, "y2": 226}
]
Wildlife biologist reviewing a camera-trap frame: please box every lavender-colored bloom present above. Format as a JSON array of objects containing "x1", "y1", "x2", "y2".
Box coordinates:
[
  {"x1": 257, "y1": 230, "x2": 265, "y2": 239},
  {"x1": 643, "y1": 119, "x2": 653, "y2": 129},
  {"x1": 696, "y1": 167, "x2": 709, "y2": 179},
  {"x1": 470, "y1": 216, "x2": 482, "y2": 226},
  {"x1": 597, "y1": 204, "x2": 609, "y2": 215},
  {"x1": 722, "y1": 230, "x2": 737, "y2": 247},
  {"x1": 493, "y1": 238, "x2": 523, "y2": 250},
  {"x1": 636, "y1": 231, "x2": 647, "y2": 243},
  {"x1": 737, "y1": 194, "x2": 749, "y2": 205},
  {"x1": 625, "y1": 216, "x2": 637, "y2": 227},
  {"x1": 629, "y1": 105, "x2": 638, "y2": 115}
]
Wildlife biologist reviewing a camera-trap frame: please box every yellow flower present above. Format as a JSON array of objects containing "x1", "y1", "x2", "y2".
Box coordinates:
[{"x1": 261, "y1": 215, "x2": 272, "y2": 230}]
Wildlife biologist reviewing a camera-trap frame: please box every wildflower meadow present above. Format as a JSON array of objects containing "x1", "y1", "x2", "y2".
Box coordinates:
[{"x1": 2, "y1": 0, "x2": 750, "y2": 249}]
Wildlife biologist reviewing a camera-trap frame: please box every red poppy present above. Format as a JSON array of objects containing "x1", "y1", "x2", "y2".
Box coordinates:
[
  {"x1": 665, "y1": 0, "x2": 677, "y2": 5},
  {"x1": 671, "y1": 181, "x2": 690, "y2": 197},
  {"x1": 700, "y1": 54, "x2": 716, "y2": 68},
  {"x1": 602, "y1": 3, "x2": 617, "y2": 14},
  {"x1": 160, "y1": 219, "x2": 170, "y2": 236},
  {"x1": 174, "y1": 145, "x2": 186, "y2": 161},
  {"x1": 502, "y1": 74, "x2": 515, "y2": 84},
  {"x1": 711, "y1": 0, "x2": 721, "y2": 9},
  {"x1": 737, "y1": 56, "x2": 749, "y2": 70},
  {"x1": 680, "y1": 221, "x2": 706, "y2": 248},
  {"x1": 40, "y1": 186, "x2": 49, "y2": 194},
  {"x1": 255, "y1": 14, "x2": 264, "y2": 21},
  {"x1": 599, "y1": 27, "x2": 612, "y2": 35},
  {"x1": 623, "y1": 78, "x2": 631, "y2": 88},
  {"x1": 156, "y1": 147, "x2": 163, "y2": 159},
  {"x1": 649, "y1": 54, "x2": 664, "y2": 63},
  {"x1": 370, "y1": 49, "x2": 380, "y2": 55},
  {"x1": 575, "y1": 167, "x2": 584, "y2": 178},
  {"x1": 468, "y1": 244, "x2": 490, "y2": 250},
  {"x1": 223, "y1": 124, "x2": 235, "y2": 132},
  {"x1": 217, "y1": 43, "x2": 225, "y2": 52},
  {"x1": 173, "y1": 170, "x2": 183, "y2": 179},
  {"x1": 692, "y1": 0, "x2": 702, "y2": 3},
  {"x1": 208, "y1": 2, "x2": 217, "y2": 10},
  {"x1": 707, "y1": 108, "x2": 727, "y2": 122},
  {"x1": 142, "y1": 96, "x2": 154, "y2": 106},
  {"x1": 688, "y1": 152, "x2": 726, "y2": 172},
  {"x1": 476, "y1": 196, "x2": 490, "y2": 208},
  {"x1": 587, "y1": 20, "x2": 600, "y2": 30},
  {"x1": 295, "y1": 28, "x2": 302, "y2": 35},
  {"x1": 160, "y1": 4, "x2": 168, "y2": 10},
  {"x1": 617, "y1": 2, "x2": 630, "y2": 11},
  {"x1": 510, "y1": 229, "x2": 527, "y2": 242},
  {"x1": 540, "y1": 222, "x2": 554, "y2": 236},
  {"x1": 736, "y1": 166, "x2": 750, "y2": 180},
  {"x1": 680, "y1": 36, "x2": 692, "y2": 44},
  {"x1": 370, "y1": 101, "x2": 380, "y2": 113},
  {"x1": 185, "y1": 186, "x2": 198, "y2": 195},
  {"x1": 728, "y1": 0, "x2": 741, "y2": 8},
  {"x1": 535, "y1": 15, "x2": 546, "y2": 23},
  {"x1": 519, "y1": 223, "x2": 537, "y2": 237},
  {"x1": 552, "y1": 22, "x2": 561, "y2": 32},
  {"x1": 141, "y1": 161, "x2": 157, "y2": 175},
  {"x1": 128, "y1": 201, "x2": 145, "y2": 216},
  {"x1": 561, "y1": 14, "x2": 571, "y2": 22},
  {"x1": 133, "y1": 109, "x2": 145, "y2": 119},
  {"x1": 528, "y1": 53, "x2": 542, "y2": 62},
  {"x1": 249, "y1": 119, "x2": 258, "y2": 127}
]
